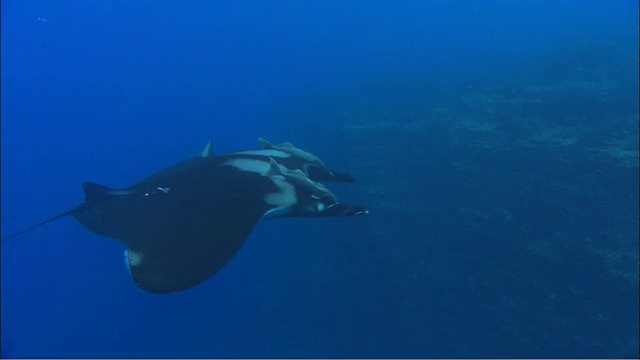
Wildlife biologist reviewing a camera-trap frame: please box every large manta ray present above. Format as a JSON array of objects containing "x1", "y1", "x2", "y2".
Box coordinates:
[{"x1": 3, "y1": 138, "x2": 367, "y2": 293}]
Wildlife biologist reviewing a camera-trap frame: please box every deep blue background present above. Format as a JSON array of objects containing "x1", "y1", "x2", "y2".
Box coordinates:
[{"x1": 2, "y1": 1, "x2": 638, "y2": 358}]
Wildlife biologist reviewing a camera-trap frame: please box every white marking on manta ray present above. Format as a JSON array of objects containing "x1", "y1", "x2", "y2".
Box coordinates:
[
  {"x1": 124, "y1": 249, "x2": 143, "y2": 275},
  {"x1": 223, "y1": 158, "x2": 273, "y2": 175},
  {"x1": 263, "y1": 175, "x2": 297, "y2": 214},
  {"x1": 262, "y1": 206, "x2": 292, "y2": 219},
  {"x1": 108, "y1": 190, "x2": 135, "y2": 196},
  {"x1": 223, "y1": 158, "x2": 299, "y2": 215},
  {"x1": 263, "y1": 157, "x2": 337, "y2": 204},
  {"x1": 234, "y1": 149, "x2": 290, "y2": 158}
]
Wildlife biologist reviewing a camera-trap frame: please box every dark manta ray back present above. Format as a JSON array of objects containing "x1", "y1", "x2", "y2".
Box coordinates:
[{"x1": 3, "y1": 139, "x2": 367, "y2": 294}]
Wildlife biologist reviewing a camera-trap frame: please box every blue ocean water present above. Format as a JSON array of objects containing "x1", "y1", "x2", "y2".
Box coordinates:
[{"x1": 1, "y1": 0, "x2": 638, "y2": 358}]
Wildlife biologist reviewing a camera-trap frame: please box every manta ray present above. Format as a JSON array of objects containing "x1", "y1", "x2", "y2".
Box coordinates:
[{"x1": 2, "y1": 138, "x2": 367, "y2": 293}]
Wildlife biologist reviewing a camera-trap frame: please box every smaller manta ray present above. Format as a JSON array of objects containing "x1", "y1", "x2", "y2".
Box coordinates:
[{"x1": 2, "y1": 139, "x2": 367, "y2": 293}]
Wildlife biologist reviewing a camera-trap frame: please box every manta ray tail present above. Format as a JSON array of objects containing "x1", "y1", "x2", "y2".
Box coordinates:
[
  {"x1": 1, "y1": 182, "x2": 117, "y2": 241},
  {"x1": 1, "y1": 209, "x2": 74, "y2": 241}
]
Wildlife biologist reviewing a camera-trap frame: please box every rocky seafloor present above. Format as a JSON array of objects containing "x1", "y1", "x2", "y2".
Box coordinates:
[{"x1": 272, "y1": 36, "x2": 638, "y2": 357}]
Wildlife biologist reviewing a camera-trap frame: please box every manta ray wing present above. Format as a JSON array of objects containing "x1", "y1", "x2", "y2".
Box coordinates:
[
  {"x1": 123, "y1": 201, "x2": 264, "y2": 293},
  {"x1": 72, "y1": 157, "x2": 278, "y2": 293}
]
